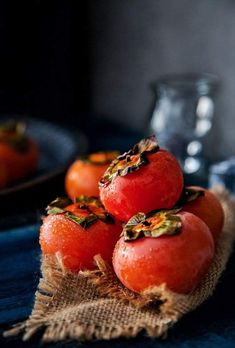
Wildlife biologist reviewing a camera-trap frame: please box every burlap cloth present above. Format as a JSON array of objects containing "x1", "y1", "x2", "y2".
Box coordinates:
[{"x1": 4, "y1": 187, "x2": 235, "y2": 342}]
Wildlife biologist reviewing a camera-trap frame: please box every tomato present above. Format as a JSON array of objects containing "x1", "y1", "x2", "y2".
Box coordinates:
[
  {"x1": 0, "y1": 121, "x2": 38, "y2": 185},
  {"x1": 65, "y1": 151, "x2": 119, "y2": 199},
  {"x1": 113, "y1": 210, "x2": 214, "y2": 294},
  {"x1": 182, "y1": 186, "x2": 224, "y2": 241},
  {"x1": 99, "y1": 136, "x2": 184, "y2": 222},
  {"x1": 40, "y1": 196, "x2": 122, "y2": 271}
]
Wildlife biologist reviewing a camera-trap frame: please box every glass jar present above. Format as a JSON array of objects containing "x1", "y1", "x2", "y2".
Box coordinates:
[{"x1": 149, "y1": 73, "x2": 219, "y2": 185}]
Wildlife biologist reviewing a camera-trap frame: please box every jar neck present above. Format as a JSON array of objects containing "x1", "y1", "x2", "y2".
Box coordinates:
[{"x1": 154, "y1": 74, "x2": 219, "y2": 97}]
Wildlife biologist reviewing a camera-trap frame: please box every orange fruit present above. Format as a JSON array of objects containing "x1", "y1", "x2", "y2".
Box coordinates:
[
  {"x1": 113, "y1": 210, "x2": 214, "y2": 294},
  {"x1": 0, "y1": 121, "x2": 38, "y2": 185},
  {"x1": 182, "y1": 186, "x2": 224, "y2": 241},
  {"x1": 40, "y1": 196, "x2": 122, "y2": 271},
  {"x1": 65, "y1": 151, "x2": 119, "y2": 199}
]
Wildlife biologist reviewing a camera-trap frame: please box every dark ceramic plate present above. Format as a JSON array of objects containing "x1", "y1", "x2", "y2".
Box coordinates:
[{"x1": 0, "y1": 117, "x2": 87, "y2": 197}]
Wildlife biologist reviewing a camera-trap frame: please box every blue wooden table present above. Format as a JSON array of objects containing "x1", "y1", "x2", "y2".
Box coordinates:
[{"x1": 1, "y1": 222, "x2": 235, "y2": 348}]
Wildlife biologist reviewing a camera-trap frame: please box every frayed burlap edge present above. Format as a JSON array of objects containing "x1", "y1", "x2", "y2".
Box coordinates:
[
  {"x1": 4, "y1": 186, "x2": 235, "y2": 342},
  {"x1": 4, "y1": 256, "x2": 176, "y2": 342}
]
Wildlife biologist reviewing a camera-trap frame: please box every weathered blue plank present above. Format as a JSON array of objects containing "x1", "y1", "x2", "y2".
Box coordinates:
[
  {"x1": 0, "y1": 224, "x2": 40, "y2": 325},
  {"x1": 0, "y1": 223, "x2": 235, "y2": 348}
]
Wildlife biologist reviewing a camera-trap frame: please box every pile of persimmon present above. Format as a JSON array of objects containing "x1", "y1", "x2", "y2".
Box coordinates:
[
  {"x1": 41, "y1": 151, "x2": 121, "y2": 271},
  {"x1": 99, "y1": 136, "x2": 224, "y2": 294},
  {"x1": 0, "y1": 121, "x2": 38, "y2": 188},
  {"x1": 40, "y1": 135, "x2": 224, "y2": 295}
]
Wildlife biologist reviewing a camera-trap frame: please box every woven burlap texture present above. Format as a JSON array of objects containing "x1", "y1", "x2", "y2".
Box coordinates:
[{"x1": 5, "y1": 187, "x2": 235, "y2": 342}]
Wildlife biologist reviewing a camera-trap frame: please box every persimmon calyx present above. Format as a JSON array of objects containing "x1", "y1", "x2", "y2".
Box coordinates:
[
  {"x1": 64, "y1": 212, "x2": 98, "y2": 229},
  {"x1": 0, "y1": 120, "x2": 26, "y2": 134},
  {"x1": 175, "y1": 187, "x2": 205, "y2": 208},
  {"x1": 123, "y1": 210, "x2": 182, "y2": 241},
  {"x1": 47, "y1": 197, "x2": 72, "y2": 211},
  {"x1": 46, "y1": 196, "x2": 114, "y2": 228},
  {"x1": 99, "y1": 135, "x2": 159, "y2": 187},
  {"x1": 0, "y1": 120, "x2": 29, "y2": 152},
  {"x1": 75, "y1": 195, "x2": 115, "y2": 223}
]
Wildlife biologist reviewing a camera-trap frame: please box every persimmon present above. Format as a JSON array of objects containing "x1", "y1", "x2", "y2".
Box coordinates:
[
  {"x1": 113, "y1": 210, "x2": 214, "y2": 294},
  {"x1": 0, "y1": 161, "x2": 7, "y2": 189},
  {"x1": 40, "y1": 196, "x2": 122, "y2": 271},
  {"x1": 0, "y1": 121, "x2": 38, "y2": 185},
  {"x1": 99, "y1": 136, "x2": 184, "y2": 222},
  {"x1": 65, "y1": 151, "x2": 119, "y2": 199},
  {"x1": 181, "y1": 186, "x2": 224, "y2": 241}
]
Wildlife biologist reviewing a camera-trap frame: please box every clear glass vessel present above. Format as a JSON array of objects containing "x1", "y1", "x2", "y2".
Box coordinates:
[{"x1": 149, "y1": 73, "x2": 219, "y2": 182}]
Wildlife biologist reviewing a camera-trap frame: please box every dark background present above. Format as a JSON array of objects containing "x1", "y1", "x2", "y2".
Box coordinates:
[
  {"x1": 1, "y1": 0, "x2": 235, "y2": 159},
  {"x1": 1, "y1": 3, "x2": 235, "y2": 347},
  {"x1": 0, "y1": 0, "x2": 89, "y2": 124}
]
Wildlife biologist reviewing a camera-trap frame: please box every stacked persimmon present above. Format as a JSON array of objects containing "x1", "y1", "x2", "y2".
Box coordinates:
[
  {"x1": 40, "y1": 136, "x2": 224, "y2": 294},
  {"x1": 41, "y1": 151, "x2": 123, "y2": 270}
]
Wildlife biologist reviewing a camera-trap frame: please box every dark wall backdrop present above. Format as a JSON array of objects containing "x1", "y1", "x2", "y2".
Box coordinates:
[
  {"x1": 89, "y1": 0, "x2": 235, "y2": 160},
  {"x1": 0, "y1": 0, "x2": 89, "y2": 123},
  {"x1": 1, "y1": 1, "x2": 235, "y2": 160}
]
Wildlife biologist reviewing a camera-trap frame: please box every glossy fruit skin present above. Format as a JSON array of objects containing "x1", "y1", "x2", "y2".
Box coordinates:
[
  {"x1": 0, "y1": 139, "x2": 38, "y2": 185},
  {"x1": 113, "y1": 212, "x2": 214, "y2": 294},
  {"x1": 40, "y1": 207, "x2": 122, "y2": 272},
  {"x1": 0, "y1": 161, "x2": 7, "y2": 189},
  {"x1": 65, "y1": 159, "x2": 111, "y2": 199},
  {"x1": 100, "y1": 150, "x2": 184, "y2": 222},
  {"x1": 182, "y1": 186, "x2": 224, "y2": 241}
]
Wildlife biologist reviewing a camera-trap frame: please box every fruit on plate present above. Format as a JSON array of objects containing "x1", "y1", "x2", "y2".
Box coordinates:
[
  {"x1": 0, "y1": 121, "x2": 38, "y2": 186},
  {"x1": 0, "y1": 161, "x2": 7, "y2": 189},
  {"x1": 112, "y1": 210, "x2": 214, "y2": 294},
  {"x1": 40, "y1": 196, "x2": 122, "y2": 271},
  {"x1": 99, "y1": 136, "x2": 184, "y2": 222},
  {"x1": 181, "y1": 186, "x2": 224, "y2": 241},
  {"x1": 65, "y1": 151, "x2": 119, "y2": 199}
]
